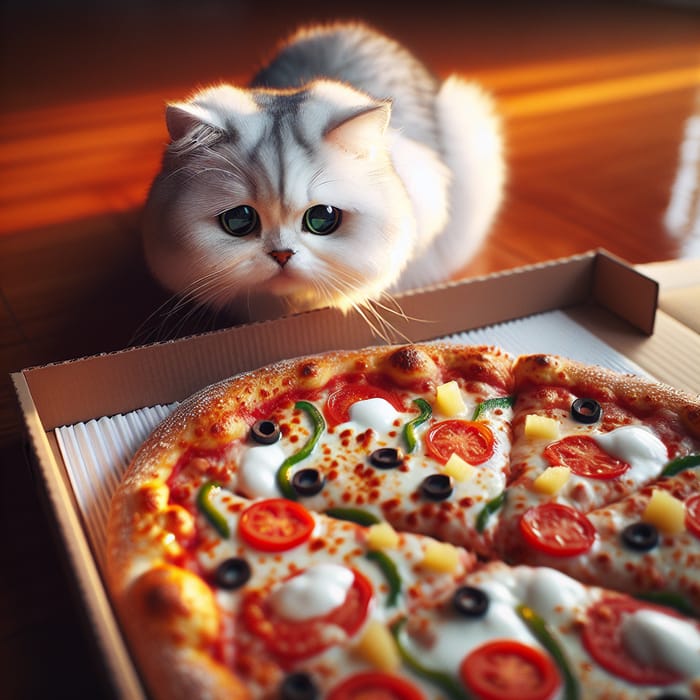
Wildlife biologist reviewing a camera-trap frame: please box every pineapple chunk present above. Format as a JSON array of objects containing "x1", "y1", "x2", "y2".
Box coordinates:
[
  {"x1": 435, "y1": 381, "x2": 466, "y2": 417},
  {"x1": 422, "y1": 541, "x2": 460, "y2": 573},
  {"x1": 443, "y1": 453, "x2": 475, "y2": 482},
  {"x1": 353, "y1": 619, "x2": 400, "y2": 671},
  {"x1": 533, "y1": 466, "x2": 571, "y2": 495},
  {"x1": 642, "y1": 489, "x2": 686, "y2": 535},
  {"x1": 367, "y1": 522, "x2": 400, "y2": 550},
  {"x1": 524, "y1": 414, "x2": 560, "y2": 440}
]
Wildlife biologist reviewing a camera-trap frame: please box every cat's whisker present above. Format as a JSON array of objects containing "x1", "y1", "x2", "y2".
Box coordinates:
[
  {"x1": 129, "y1": 294, "x2": 183, "y2": 345},
  {"x1": 133, "y1": 264, "x2": 241, "y2": 342},
  {"x1": 348, "y1": 299, "x2": 399, "y2": 344},
  {"x1": 370, "y1": 290, "x2": 429, "y2": 326},
  {"x1": 364, "y1": 298, "x2": 413, "y2": 344},
  {"x1": 129, "y1": 291, "x2": 206, "y2": 344},
  {"x1": 304, "y1": 269, "x2": 404, "y2": 344}
]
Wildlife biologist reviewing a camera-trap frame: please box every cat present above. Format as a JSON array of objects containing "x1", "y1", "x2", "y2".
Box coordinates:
[{"x1": 142, "y1": 22, "x2": 505, "y2": 327}]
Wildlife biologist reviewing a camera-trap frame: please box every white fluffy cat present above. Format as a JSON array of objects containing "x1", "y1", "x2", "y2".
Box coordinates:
[{"x1": 143, "y1": 22, "x2": 505, "y2": 324}]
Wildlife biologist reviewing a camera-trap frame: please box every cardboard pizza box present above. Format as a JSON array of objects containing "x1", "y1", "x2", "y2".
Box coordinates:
[{"x1": 10, "y1": 249, "x2": 700, "y2": 698}]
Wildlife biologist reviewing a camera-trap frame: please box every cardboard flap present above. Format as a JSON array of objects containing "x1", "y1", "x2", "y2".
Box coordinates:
[{"x1": 593, "y1": 252, "x2": 658, "y2": 334}]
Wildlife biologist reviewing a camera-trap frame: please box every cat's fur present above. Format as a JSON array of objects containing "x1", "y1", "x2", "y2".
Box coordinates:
[{"x1": 143, "y1": 23, "x2": 505, "y2": 323}]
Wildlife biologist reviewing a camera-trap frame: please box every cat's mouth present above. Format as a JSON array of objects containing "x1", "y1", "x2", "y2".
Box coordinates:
[
  {"x1": 265, "y1": 266, "x2": 306, "y2": 296},
  {"x1": 264, "y1": 267, "x2": 338, "y2": 309}
]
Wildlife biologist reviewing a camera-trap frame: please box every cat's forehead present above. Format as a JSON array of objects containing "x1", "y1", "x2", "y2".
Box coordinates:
[
  {"x1": 194, "y1": 82, "x2": 378, "y2": 208},
  {"x1": 251, "y1": 88, "x2": 308, "y2": 115},
  {"x1": 249, "y1": 81, "x2": 377, "y2": 140}
]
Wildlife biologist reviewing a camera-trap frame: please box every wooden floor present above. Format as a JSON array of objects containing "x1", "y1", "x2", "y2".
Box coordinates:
[{"x1": 1, "y1": 0, "x2": 699, "y2": 696}]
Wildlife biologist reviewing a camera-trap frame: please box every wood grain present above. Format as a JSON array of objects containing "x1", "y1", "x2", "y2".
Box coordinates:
[{"x1": 1, "y1": 0, "x2": 699, "y2": 696}]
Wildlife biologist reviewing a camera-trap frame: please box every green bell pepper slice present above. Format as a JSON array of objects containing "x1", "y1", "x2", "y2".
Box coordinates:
[
  {"x1": 403, "y1": 397, "x2": 432, "y2": 453},
  {"x1": 196, "y1": 481, "x2": 230, "y2": 538},
  {"x1": 276, "y1": 400, "x2": 325, "y2": 500},
  {"x1": 366, "y1": 550, "x2": 401, "y2": 607},
  {"x1": 324, "y1": 507, "x2": 382, "y2": 526},
  {"x1": 475, "y1": 491, "x2": 506, "y2": 533},
  {"x1": 391, "y1": 617, "x2": 469, "y2": 700},
  {"x1": 516, "y1": 604, "x2": 580, "y2": 700},
  {"x1": 472, "y1": 395, "x2": 514, "y2": 420},
  {"x1": 660, "y1": 453, "x2": 700, "y2": 478}
]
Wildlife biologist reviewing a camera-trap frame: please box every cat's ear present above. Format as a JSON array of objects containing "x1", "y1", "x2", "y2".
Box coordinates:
[
  {"x1": 324, "y1": 102, "x2": 392, "y2": 157},
  {"x1": 166, "y1": 103, "x2": 216, "y2": 141},
  {"x1": 165, "y1": 86, "x2": 257, "y2": 141}
]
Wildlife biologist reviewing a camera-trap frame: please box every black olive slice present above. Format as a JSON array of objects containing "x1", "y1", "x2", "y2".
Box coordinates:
[
  {"x1": 453, "y1": 585, "x2": 490, "y2": 617},
  {"x1": 571, "y1": 398, "x2": 602, "y2": 424},
  {"x1": 279, "y1": 672, "x2": 319, "y2": 700},
  {"x1": 621, "y1": 522, "x2": 659, "y2": 551},
  {"x1": 250, "y1": 419, "x2": 281, "y2": 444},
  {"x1": 214, "y1": 557, "x2": 251, "y2": 589},
  {"x1": 291, "y1": 468, "x2": 326, "y2": 496},
  {"x1": 370, "y1": 447, "x2": 404, "y2": 469},
  {"x1": 420, "y1": 473, "x2": 454, "y2": 501}
]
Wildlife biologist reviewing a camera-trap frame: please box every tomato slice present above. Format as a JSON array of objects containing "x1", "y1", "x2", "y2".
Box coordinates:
[
  {"x1": 460, "y1": 639, "x2": 560, "y2": 700},
  {"x1": 582, "y1": 595, "x2": 689, "y2": 685},
  {"x1": 425, "y1": 420, "x2": 495, "y2": 465},
  {"x1": 519, "y1": 503, "x2": 596, "y2": 556},
  {"x1": 543, "y1": 435, "x2": 630, "y2": 480},
  {"x1": 686, "y1": 493, "x2": 700, "y2": 539},
  {"x1": 241, "y1": 568, "x2": 373, "y2": 664},
  {"x1": 326, "y1": 672, "x2": 426, "y2": 700},
  {"x1": 325, "y1": 383, "x2": 404, "y2": 426},
  {"x1": 238, "y1": 498, "x2": 315, "y2": 552}
]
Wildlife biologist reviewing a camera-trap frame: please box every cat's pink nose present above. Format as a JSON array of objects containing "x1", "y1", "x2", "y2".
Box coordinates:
[{"x1": 269, "y1": 249, "x2": 294, "y2": 267}]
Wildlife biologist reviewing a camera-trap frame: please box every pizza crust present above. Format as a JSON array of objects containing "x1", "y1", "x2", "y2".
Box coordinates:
[{"x1": 513, "y1": 353, "x2": 700, "y2": 438}]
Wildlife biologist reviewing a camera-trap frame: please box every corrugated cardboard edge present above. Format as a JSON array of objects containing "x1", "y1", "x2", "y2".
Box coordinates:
[
  {"x1": 16, "y1": 249, "x2": 657, "y2": 431},
  {"x1": 12, "y1": 372, "x2": 146, "y2": 699}
]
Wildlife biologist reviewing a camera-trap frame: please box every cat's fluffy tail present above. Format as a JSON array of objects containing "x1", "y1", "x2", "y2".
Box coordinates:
[{"x1": 398, "y1": 77, "x2": 505, "y2": 290}]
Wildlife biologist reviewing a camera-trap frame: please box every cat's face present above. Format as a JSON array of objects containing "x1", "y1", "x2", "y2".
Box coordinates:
[{"x1": 143, "y1": 82, "x2": 416, "y2": 317}]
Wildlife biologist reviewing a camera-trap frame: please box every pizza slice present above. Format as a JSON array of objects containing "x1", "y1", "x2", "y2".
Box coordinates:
[
  {"x1": 149, "y1": 344, "x2": 516, "y2": 555},
  {"x1": 110, "y1": 483, "x2": 476, "y2": 699},
  {"x1": 392, "y1": 560, "x2": 700, "y2": 700},
  {"x1": 502, "y1": 463, "x2": 700, "y2": 616},
  {"x1": 494, "y1": 353, "x2": 700, "y2": 561}
]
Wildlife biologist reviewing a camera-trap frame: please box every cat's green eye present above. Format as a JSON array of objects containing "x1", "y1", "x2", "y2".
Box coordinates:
[
  {"x1": 303, "y1": 205, "x2": 342, "y2": 235},
  {"x1": 219, "y1": 205, "x2": 260, "y2": 237}
]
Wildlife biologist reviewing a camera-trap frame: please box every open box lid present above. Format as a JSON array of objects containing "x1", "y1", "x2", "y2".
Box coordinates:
[{"x1": 10, "y1": 249, "x2": 700, "y2": 698}]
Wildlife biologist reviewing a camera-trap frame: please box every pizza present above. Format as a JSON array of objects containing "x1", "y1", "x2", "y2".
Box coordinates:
[{"x1": 106, "y1": 343, "x2": 700, "y2": 700}]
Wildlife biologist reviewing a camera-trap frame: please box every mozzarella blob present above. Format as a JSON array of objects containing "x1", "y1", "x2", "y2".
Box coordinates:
[
  {"x1": 238, "y1": 443, "x2": 287, "y2": 498},
  {"x1": 348, "y1": 398, "x2": 400, "y2": 432},
  {"x1": 593, "y1": 425, "x2": 668, "y2": 482},
  {"x1": 270, "y1": 564, "x2": 355, "y2": 621},
  {"x1": 621, "y1": 608, "x2": 700, "y2": 677}
]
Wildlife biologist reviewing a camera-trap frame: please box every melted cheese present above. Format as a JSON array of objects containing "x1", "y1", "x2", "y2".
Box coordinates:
[
  {"x1": 238, "y1": 443, "x2": 287, "y2": 499},
  {"x1": 593, "y1": 425, "x2": 668, "y2": 482},
  {"x1": 269, "y1": 564, "x2": 355, "y2": 621},
  {"x1": 621, "y1": 609, "x2": 700, "y2": 677},
  {"x1": 348, "y1": 398, "x2": 400, "y2": 432}
]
